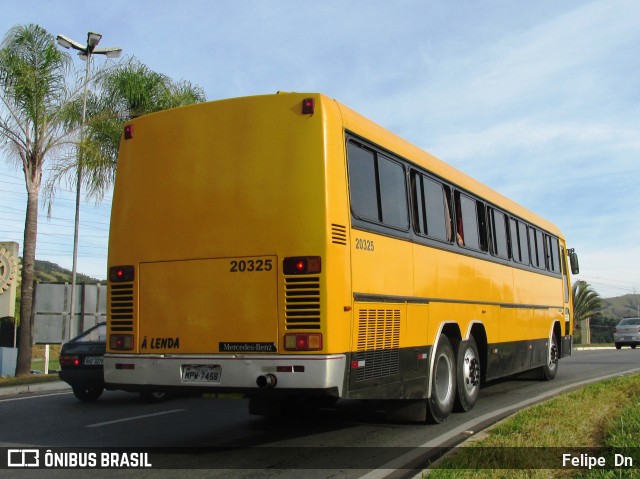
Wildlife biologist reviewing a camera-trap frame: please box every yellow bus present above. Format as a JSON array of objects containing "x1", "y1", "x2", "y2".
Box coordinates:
[{"x1": 104, "y1": 92, "x2": 579, "y2": 423}]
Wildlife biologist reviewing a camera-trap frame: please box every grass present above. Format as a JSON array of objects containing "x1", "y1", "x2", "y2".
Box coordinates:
[
  {"x1": 426, "y1": 373, "x2": 640, "y2": 478},
  {"x1": 30, "y1": 344, "x2": 61, "y2": 373},
  {"x1": 0, "y1": 373, "x2": 59, "y2": 387},
  {"x1": 0, "y1": 345, "x2": 61, "y2": 385}
]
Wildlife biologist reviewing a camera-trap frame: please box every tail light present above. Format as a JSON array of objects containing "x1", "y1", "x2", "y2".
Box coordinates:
[
  {"x1": 283, "y1": 256, "x2": 321, "y2": 275},
  {"x1": 109, "y1": 265, "x2": 134, "y2": 282},
  {"x1": 110, "y1": 334, "x2": 134, "y2": 351},
  {"x1": 60, "y1": 355, "x2": 80, "y2": 367},
  {"x1": 284, "y1": 333, "x2": 322, "y2": 351}
]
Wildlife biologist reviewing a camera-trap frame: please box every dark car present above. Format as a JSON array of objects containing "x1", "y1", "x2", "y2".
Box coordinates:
[
  {"x1": 59, "y1": 323, "x2": 167, "y2": 402},
  {"x1": 613, "y1": 317, "x2": 640, "y2": 349}
]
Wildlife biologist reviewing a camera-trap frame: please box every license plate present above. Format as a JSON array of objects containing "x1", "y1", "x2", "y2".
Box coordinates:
[
  {"x1": 84, "y1": 356, "x2": 103, "y2": 366},
  {"x1": 182, "y1": 365, "x2": 222, "y2": 383}
]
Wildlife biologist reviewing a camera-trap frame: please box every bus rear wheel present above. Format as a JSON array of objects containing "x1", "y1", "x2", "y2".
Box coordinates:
[
  {"x1": 454, "y1": 336, "x2": 481, "y2": 412},
  {"x1": 540, "y1": 334, "x2": 559, "y2": 381},
  {"x1": 427, "y1": 335, "x2": 456, "y2": 424}
]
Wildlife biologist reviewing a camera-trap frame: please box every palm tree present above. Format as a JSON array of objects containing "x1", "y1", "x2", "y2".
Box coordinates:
[
  {"x1": 572, "y1": 280, "x2": 602, "y2": 344},
  {"x1": 0, "y1": 24, "x2": 79, "y2": 375}
]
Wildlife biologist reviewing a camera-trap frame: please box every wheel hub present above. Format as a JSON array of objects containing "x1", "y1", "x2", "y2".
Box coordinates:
[{"x1": 465, "y1": 357, "x2": 480, "y2": 388}]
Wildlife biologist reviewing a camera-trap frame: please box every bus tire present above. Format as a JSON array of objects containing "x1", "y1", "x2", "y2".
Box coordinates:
[
  {"x1": 454, "y1": 336, "x2": 481, "y2": 412},
  {"x1": 540, "y1": 334, "x2": 559, "y2": 381},
  {"x1": 427, "y1": 335, "x2": 456, "y2": 424},
  {"x1": 140, "y1": 391, "x2": 167, "y2": 403}
]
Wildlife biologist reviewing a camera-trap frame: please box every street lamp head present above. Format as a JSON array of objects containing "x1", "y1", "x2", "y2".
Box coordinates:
[
  {"x1": 56, "y1": 34, "x2": 84, "y2": 51},
  {"x1": 87, "y1": 32, "x2": 102, "y2": 48},
  {"x1": 95, "y1": 47, "x2": 123, "y2": 59}
]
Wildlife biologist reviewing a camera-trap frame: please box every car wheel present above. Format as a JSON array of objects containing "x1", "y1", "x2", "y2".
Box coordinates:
[
  {"x1": 632, "y1": 345, "x2": 637, "y2": 350},
  {"x1": 72, "y1": 385, "x2": 104, "y2": 402},
  {"x1": 140, "y1": 391, "x2": 167, "y2": 403},
  {"x1": 615, "y1": 343, "x2": 622, "y2": 350}
]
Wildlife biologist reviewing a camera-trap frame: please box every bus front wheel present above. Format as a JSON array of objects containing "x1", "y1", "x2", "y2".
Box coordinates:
[
  {"x1": 540, "y1": 334, "x2": 559, "y2": 381},
  {"x1": 427, "y1": 335, "x2": 456, "y2": 424}
]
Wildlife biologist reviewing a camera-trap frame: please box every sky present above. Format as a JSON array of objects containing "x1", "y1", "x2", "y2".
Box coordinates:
[{"x1": 0, "y1": 0, "x2": 639, "y2": 298}]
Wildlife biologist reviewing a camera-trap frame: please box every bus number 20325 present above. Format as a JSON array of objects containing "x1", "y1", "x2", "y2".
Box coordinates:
[{"x1": 229, "y1": 259, "x2": 273, "y2": 273}]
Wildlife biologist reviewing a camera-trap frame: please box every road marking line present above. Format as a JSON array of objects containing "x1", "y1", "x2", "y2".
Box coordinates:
[
  {"x1": 87, "y1": 409, "x2": 186, "y2": 428},
  {"x1": 0, "y1": 392, "x2": 72, "y2": 403}
]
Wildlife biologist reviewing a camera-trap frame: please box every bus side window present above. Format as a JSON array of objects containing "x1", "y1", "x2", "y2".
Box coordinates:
[
  {"x1": 378, "y1": 155, "x2": 409, "y2": 229},
  {"x1": 489, "y1": 208, "x2": 509, "y2": 259},
  {"x1": 411, "y1": 171, "x2": 453, "y2": 243},
  {"x1": 535, "y1": 229, "x2": 545, "y2": 269},
  {"x1": 410, "y1": 172, "x2": 426, "y2": 235},
  {"x1": 518, "y1": 221, "x2": 530, "y2": 265},
  {"x1": 455, "y1": 191, "x2": 482, "y2": 251},
  {"x1": 347, "y1": 140, "x2": 409, "y2": 231},
  {"x1": 442, "y1": 185, "x2": 453, "y2": 242},
  {"x1": 528, "y1": 227, "x2": 538, "y2": 267},
  {"x1": 347, "y1": 142, "x2": 378, "y2": 222},
  {"x1": 546, "y1": 235, "x2": 561, "y2": 274},
  {"x1": 509, "y1": 217, "x2": 521, "y2": 262}
]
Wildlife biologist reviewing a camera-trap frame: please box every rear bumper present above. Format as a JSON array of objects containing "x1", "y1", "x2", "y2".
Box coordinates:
[
  {"x1": 613, "y1": 334, "x2": 640, "y2": 346},
  {"x1": 58, "y1": 368, "x2": 104, "y2": 389},
  {"x1": 104, "y1": 353, "x2": 347, "y2": 396}
]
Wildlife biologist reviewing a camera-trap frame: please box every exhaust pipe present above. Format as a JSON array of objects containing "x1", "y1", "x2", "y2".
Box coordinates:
[{"x1": 256, "y1": 374, "x2": 277, "y2": 389}]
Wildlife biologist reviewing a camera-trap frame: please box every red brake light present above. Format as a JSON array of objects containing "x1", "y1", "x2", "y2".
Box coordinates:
[
  {"x1": 283, "y1": 257, "x2": 321, "y2": 275},
  {"x1": 109, "y1": 334, "x2": 134, "y2": 351},
  {"x1": 60, "y1": 355, "x2": 80, "y2": 367},
  {"x1": 109, "y1": 265, "x2": 134, "y2": 282},
  {"x1": 284, "y1": 333, "x2": 322, "y2": 351}
]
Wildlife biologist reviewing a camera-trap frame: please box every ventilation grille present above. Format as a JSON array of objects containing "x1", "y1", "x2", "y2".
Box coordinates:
[
  {"x1": 109, "y1": 283, "x2": 134, "y2": 332},
  {"x1": 331, "y1": 224, "x2": 347, "y2": 245},
  {"x1": 285, "y1": 277, "x2": 321, "y2": 330},
  {"x1": 354, "y1": 309, "x2": 400, "y2": 381}
]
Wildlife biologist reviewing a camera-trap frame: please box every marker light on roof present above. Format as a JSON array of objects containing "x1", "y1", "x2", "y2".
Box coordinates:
[{"x1": 302, "y1": 98, "x2": 315, "y2": 115}]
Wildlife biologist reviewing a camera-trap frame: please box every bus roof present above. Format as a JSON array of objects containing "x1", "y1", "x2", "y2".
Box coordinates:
[{"x1": 329, "y1": 94, "x2": 563, "y2": 238}]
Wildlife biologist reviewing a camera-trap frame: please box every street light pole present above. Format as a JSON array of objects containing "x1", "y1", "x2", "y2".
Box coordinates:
[{"x1": 56, "y1": 32, "x2": 122, "y2": 340}]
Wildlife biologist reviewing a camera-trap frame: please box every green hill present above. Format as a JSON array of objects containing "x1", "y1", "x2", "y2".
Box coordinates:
[
  {"x1": 600, "y1": 294, "x2": 640, "y2": 320},
  {"x1": 34, "y1": 259, "x2": 100, "y2": 284}
]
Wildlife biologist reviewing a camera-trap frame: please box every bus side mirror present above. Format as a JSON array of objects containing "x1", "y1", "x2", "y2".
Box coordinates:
[{"x1": 568, "y1": 248, "x2": 579, "y2": 275}]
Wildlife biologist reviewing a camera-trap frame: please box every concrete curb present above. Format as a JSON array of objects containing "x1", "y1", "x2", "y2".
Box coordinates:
[{"x1": 0, "y1": 380, "x2": 71, "y2": 397}]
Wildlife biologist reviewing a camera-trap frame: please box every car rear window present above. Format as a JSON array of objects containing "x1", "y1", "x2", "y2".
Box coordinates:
[
  {"x1": 72, "y1": 324, "x2": 106, "y2": 343},
  {"x1": 620, "y1": 318, "x2": 640, "y2": 326}
]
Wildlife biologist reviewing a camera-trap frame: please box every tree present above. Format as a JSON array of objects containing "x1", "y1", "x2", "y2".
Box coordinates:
[
  {"x1": 572, "y1": 280, "x2": 602, "y2": 344},
  {"x1": 0, "y1": 24, "x2": 78, "y2": 375},
  {"x1": 573, "y1": 280, "x2": 602, "y2": 323}
]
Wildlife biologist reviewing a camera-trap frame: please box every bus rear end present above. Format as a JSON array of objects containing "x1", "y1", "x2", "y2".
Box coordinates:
[{"x1": 104, "y1": 93, "x2": 352, "y2": 401}]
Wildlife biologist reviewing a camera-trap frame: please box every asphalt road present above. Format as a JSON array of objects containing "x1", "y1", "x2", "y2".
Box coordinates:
[{"x1": 1, "y1": 348, "x2": 639, "y2": 479}]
